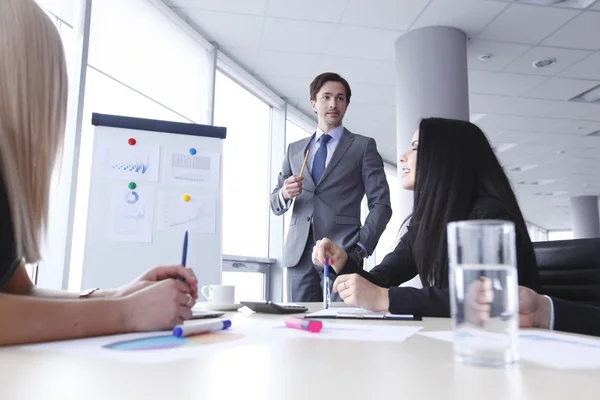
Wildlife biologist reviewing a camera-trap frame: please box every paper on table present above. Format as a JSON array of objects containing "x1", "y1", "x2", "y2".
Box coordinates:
[
  {"x1": 419, "y1": 330, "x2": 600, "y2": 369},
  {"x1": 95, "y1": 137, "x2": 160, "y2": 182},
  {"x1": 306, "y1": 307, "x2": 415, "y2": 320},
  {"x1": 277, "y1": 321, "x2": 423, "y2": 343},
  {"x1": 156, "y1": 191, "x2": 216, "y2": 233},
  {"x1": 162, "y1": 149, "x2": 220, "y2": 188},
  {"x1": 17, "y1": 330, "x2": 245, "y2": 364},
  {"x1": 107, "y1": 185, "x2": 154, "y2": 242}
]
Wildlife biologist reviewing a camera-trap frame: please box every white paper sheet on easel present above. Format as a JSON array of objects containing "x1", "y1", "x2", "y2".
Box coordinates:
[
  {"x1": 419, "y1": 330, "x2": 600, "y2": 369},
  {"x1": 156, "y1": 191, "x2": 216, "y2": 233},
  {"x1": 95, "y1": 137, "x2": 160, "y2": 182},
  {"x1": 107, "y1": 185, "x2": 154, "y2": 242},
  {"x1": 162, "y1": 149, "x2": 220, "y2": 188}
]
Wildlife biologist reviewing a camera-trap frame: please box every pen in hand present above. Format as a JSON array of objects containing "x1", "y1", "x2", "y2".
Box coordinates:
[
  {"x1": 180, "y1": 230, "x2": 188, "y2": 282},
  {"x1": 299, "y1": 149, "x2": 309, "y2": 178},
  {"x1": 323, "y1": 256, "x2": 330, "y2": 310}
]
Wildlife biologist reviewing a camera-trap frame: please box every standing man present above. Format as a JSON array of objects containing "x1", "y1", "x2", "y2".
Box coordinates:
[{"x1": 271, "y1": 72, "x2": 392, "y2": 302}]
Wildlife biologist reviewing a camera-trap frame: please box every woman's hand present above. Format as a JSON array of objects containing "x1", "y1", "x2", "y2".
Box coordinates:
[
  {"x1": 312, "y1": 237, "x2": 348, "y2": 273},
  {"x1": 121, "y1": 279, "x2": 195, "y2": 332},
  {"x1": 114, "y1": 265, "x2": 198, "y2": 300},
  {"x1": 333, "y1": 274, "x2": 389, "y2": 312}
]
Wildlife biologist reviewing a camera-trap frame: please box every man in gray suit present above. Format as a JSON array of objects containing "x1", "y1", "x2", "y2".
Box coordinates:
[{"x1": 270, "y1": 72, "x2": 392, "y2": 302}]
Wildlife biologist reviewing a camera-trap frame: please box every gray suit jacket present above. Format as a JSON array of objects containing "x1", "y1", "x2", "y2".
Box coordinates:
[{"x1": 270, "y1": 128, "x2": 392, "y2": 268}]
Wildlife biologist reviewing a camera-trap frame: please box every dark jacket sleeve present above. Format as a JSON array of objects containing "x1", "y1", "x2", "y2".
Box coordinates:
[
  {"x1": 552, "y1": 297, "x2": 600, "y2": 337},
  {"x1": 340, "y1": 228, "x2": 418, "y2": 288},
  {"x1": 340, "y1": 197, "x2": 539, "y2": 317}
]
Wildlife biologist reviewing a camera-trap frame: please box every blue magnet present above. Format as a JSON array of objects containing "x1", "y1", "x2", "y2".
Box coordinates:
[{"x1": 189, "y1": 148, "x2": 197, "y2": 155}]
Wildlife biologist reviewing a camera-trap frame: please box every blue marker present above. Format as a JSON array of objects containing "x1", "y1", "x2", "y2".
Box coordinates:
[
  {"x1": 173, "y1": 320, "x2": 231, "y2": 337},
  {"x1": 180, "y1": 230, "x2": 188, "y2": 281},
  {"x1": 323, "y1": 256, "x2": 330, "y2": 309}
]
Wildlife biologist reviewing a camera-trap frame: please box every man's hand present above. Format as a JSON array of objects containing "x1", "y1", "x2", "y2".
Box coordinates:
[
  {"x1": 282, "y1": 175, "x2": 304, "y2": 200},
  {"x1": 114, "y1": 265, "x2": 198, "y2": 300},
  {"x1": 333, "y1": 274, "x2": 389, "y2": 312},
  {"x1": 519, "y1": 286, "x2": 552, "y2": 329},
  {"x1": 312, "y1": 237, "x2": 348, "y2": 274}
]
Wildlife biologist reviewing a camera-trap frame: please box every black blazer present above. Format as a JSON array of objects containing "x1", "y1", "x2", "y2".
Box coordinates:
[
  {"x1": 553, "y1": 297, "x2": 600, "y2": 337},
  {"x1": 340, "y1": 197, "x2": 541, "y2": 317}
]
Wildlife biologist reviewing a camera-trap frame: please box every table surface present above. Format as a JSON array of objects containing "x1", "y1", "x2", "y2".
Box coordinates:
[{"x1": 2, "y1": 303, "x2": 599, "y2": 400}]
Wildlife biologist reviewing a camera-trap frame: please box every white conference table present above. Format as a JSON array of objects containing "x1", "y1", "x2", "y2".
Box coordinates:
[{"x1": 2, "y1": 303, "x2": 599, "y2": 400}]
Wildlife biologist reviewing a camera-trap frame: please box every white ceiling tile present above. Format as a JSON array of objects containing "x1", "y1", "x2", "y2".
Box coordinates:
[
  {"x1": 350, "y1": 83, "x2": 396, "y2": 106},
  {"x1": 470, "y1": 93, "x2": 563, "y2": 119},
  {"x1": 266, "y1": 0, "x2": 349, "y2": 23},
  {"x1": 261, "y1": 18, "x2": 335, "y2": 53},
  {"x1": 255, "y1": 75, "x2": 309, "y2": 99},
  {"x1": 341, "y1": 0, "x2": 429, "y2": 31},
  {"x1": 522, "y1": 77, "x2": 600, "y2": 100},
  {"x1": 467, "y1": 40, "x2": 532, "y2": 71},
  {"x1": 412, "y1": 0, "x2": 508, "y2": 37},
  {"x1": 253, "y1": 50, "x2": 322, "y2": 78},
  {"x1": 503, "y1": 46, "x2": 591, "y2": 76},
  {"x1": 469, "y1": 71, "x2": 547, "y2": 96},
  {"x1": 478, "y1": 3, "x2": 579, "y2": 44},
  {"x1": 543, "y1": 101, "x2": 600, "y2": 120},
  {"x1": 559, "y1": 52, "x2": 600, "y2": 80},
  {"x1": 167, "y1": 0, "x2": 267, "y2": 15},
  {"x1": 316, "y1": 57, "x2": 385, "y2": 86},
  {"x1": 328, "y1": 25, "x2": 402, "y2": 60},
  {"x1": 220, "y1": 46, "x2": 260, "y2": 73},
  {"x1": 185, "y1": 10, "x2": 264, "y2": 47},
  {"x1": 369, "y1": 62, "x2": 396, "y2": 85},
  {"x1": 541, "y1": 11, "x2": 600, "y2": 50}
]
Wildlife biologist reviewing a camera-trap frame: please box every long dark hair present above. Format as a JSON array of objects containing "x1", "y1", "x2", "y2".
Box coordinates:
[{"x1": 411, "y1": 117, "x2": 533, "y2": 287}]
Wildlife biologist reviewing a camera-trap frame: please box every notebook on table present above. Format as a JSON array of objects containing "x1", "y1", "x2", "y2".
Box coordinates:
[{"x1": 304, "y1": 307, "x2": 421, "y2": 321}]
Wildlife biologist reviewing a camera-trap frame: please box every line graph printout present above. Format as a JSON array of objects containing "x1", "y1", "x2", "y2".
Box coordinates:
[
  {"x1": 96, "y1": 139, "x2": 160, "y2": 182},
  {"x1": 162, "y1": 149, "x2": 220, "y2": 188},
  {"x1": 107, "y1": 185, "x2": 154, "y2": 242},
  {"x1": 157, "y1": 191, "x2": 216, "y2": 233}
]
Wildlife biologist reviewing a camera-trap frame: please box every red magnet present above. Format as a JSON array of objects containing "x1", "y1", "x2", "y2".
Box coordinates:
[{"x1": 128, "y1": 138, "x2": 137, "y2": 146}]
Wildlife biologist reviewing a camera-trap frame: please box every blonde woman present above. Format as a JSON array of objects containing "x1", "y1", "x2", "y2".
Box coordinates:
[{"x1": 0, "y1": 0, "x2": 197, "y2": 346}]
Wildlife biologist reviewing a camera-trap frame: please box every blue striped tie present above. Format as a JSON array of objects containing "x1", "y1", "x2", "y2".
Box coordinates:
[{"x1": 312, "y1": 134, "x2": 332, "y2": 184}]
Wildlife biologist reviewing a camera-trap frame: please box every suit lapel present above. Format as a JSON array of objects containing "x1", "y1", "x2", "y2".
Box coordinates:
[
  {"x1": 317, "y1": 128, "x2": 354, "y2": 187},
  {"x1": 295, "y1": 134, "x2": 316, "y2": 189}
]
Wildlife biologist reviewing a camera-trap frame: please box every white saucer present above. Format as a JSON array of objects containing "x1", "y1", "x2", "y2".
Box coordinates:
[{"x1": 195, "y1": 302, "x2": 243, "y2": 312}]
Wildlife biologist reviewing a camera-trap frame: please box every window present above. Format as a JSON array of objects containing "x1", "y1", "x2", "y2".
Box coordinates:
[
  {"x1": 68, "y1": 0, "x2": 213, "y2": 290},
  {"x1": 283, "y1": 121, "x2": 312, "y2": 240},
  {"x1": 548, "y1": 230, "x2": 574, "y2": 241},
  {"x1": 526, "y1": 223, "x2": 549, "y2": 242},
  {"x1": 373, "y1": 170, "x2": 401, "y2": 266},
  {"x1": 215, "y1": 70, "x2": 271, "y2": 258}
]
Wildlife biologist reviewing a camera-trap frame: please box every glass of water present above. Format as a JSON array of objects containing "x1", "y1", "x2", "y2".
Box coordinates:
[{"x1": 447, "y1": 220, "x2": 519, "y2": 367}]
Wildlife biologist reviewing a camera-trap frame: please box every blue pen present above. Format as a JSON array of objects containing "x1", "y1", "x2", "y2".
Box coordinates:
[
  {"x1": 323, "y1": 256, "x2": 330, "y2": 309},
  {"x1": 180, "y1": 230, "x2": 188, "y2": 281},
  {"x1": 173, "y1": 320, "x2": 231, "y2": 337}
]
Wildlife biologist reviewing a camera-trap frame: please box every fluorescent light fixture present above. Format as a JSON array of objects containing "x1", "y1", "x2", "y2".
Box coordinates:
[{"x1": 581, "y1": 85, "x2": 600, "y2": 103}]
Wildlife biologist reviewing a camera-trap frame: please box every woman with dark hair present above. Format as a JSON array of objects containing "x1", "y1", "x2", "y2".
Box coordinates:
[{"x1": 312, "y1": 117, "x2": 541, "y2": 317}]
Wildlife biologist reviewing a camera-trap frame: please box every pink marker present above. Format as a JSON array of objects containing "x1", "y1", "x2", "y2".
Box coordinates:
[{"x1": 285, "y1": 317, "x2": 322, "y2": 333}]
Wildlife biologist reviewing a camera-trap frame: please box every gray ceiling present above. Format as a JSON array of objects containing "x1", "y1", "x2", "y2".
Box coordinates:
[{"x1": 166, "y1": 0, "x2": 600, "y2": 230}]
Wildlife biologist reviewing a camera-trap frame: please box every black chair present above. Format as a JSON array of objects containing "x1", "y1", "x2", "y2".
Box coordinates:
[{"x1": 533, "y1": 238, "x2": 600, "y2": 307}]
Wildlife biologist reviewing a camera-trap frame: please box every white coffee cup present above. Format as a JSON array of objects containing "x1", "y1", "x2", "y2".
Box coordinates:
[{"x1": 201, "y1": 285, "x2": 235, "y2": 305}]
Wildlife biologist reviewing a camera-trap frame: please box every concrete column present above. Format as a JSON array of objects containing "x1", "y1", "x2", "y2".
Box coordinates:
[
  {"x1": 394, "y1": 27, "x2": 469, "y2": 221},
  {"x1": 570, "y1": 196, "x2": 600, "y2": 239}
]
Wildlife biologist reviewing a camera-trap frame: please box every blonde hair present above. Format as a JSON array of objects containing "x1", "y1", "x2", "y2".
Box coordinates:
[{"x1": 0, "y1": 0, "x2": 68, "y2": 263}]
